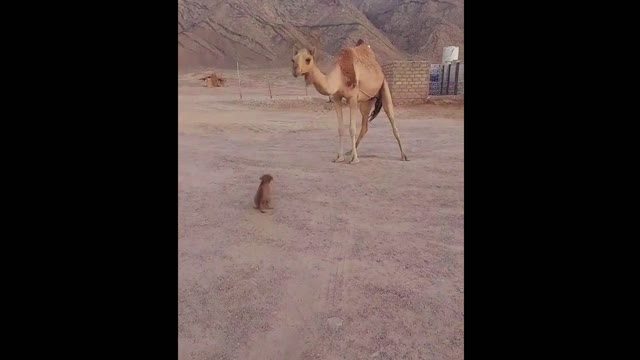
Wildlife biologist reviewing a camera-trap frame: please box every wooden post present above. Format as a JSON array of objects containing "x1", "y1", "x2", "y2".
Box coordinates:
[
  {"x1": 236, "y1": 61, "x2": 242, "y2": 100},
  {"x1": 268, "y1": 81, "x2": 273, "y2": 99}
]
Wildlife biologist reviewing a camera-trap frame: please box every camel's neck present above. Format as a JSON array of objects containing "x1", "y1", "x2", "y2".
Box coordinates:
[{"x1": 306, "y1": 66, "x2": 341, "y2": 96}]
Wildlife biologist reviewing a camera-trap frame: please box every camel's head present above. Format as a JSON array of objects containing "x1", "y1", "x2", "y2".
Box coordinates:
[{"x1": 291, "y1": 47, "x2": 316, "y2": 78}]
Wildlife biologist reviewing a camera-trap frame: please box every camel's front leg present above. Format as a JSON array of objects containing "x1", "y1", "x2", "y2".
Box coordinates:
[
  {"x1": 348, "y1": 97, "x2": 359, "y2": 164},
  {"x1": 332, "y1": 94, "x2": 345, "y2": 162},
  {"x1": 346, "y1": 100, "x2": 374, "y2": 156}
]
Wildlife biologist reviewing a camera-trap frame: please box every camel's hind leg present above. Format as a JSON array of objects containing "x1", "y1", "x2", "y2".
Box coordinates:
[
  {"x1": 346, "y1": 99, "x2": 374, "y2": 156},
  {"x1": 381, "y1": 79, "x2": 409, "y2": 161}
]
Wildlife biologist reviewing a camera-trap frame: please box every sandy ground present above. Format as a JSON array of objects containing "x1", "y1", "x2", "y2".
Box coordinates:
[{"x1": 178, "y1": 69, "x2": 464, "y2": 360}]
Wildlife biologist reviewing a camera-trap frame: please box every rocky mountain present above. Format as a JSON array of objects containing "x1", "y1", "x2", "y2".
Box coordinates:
[
  {"x1": 178, "y1": 0, "x2": 463, "y2": 70},
  {"x1": 352, "y1": 0, "x2": 464, "y2": 61}
]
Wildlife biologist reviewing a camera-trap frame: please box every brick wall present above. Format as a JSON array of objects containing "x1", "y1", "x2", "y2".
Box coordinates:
[{"x1": 381, "y1": 61, "x2": 430, "y2": 105}]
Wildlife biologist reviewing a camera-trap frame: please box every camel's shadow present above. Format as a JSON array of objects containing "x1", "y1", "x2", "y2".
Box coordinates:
[{"x1": 352, "y1": 154, "x2": 407, "y2": 161}]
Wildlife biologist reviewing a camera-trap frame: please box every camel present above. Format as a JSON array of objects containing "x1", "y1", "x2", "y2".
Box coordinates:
[
  {"x1": 199, "y1": 73, "x2": 225, "y2": 88},
  {"x1": 291, "y1": 40, "x2": 408, "y2": 164}
]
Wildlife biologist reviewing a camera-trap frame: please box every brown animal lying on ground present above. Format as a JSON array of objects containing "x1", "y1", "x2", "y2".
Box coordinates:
[
  {"x1": 199, "y1": 73, "x2": 225, "y2": 88},
  {"x1": 254, "y1": 174, "x2": 274, "y2": 213}
]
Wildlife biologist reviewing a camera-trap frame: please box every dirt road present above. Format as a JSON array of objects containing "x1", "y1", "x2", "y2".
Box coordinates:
[{"x1": 178, "y1": 70, "x2": 464, "y2": 359}]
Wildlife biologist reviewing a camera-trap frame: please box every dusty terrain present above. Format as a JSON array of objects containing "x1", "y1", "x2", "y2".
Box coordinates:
[{"x1": 178, "y1": 69, "x2": 464, "y2": 359}]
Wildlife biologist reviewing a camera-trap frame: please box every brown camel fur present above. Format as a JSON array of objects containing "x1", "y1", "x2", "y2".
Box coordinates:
[
  {"x1": 199, "y1": 73, "x2": 225, "y2": 88},
  {"x1": 291, "y1": 41, "x2": 408, "y2": 164}
]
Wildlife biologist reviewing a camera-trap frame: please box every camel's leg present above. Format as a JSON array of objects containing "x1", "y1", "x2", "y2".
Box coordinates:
[
  {"x1": 332, "y1": 94, "x2": 345, "y2": 162},
  {"x1": 346, "y1": 99, "x2": 374, "y2": 156},
  {"x1": 348, "y1": 96, "x2": 360, "y2": 164},
  {"x1": 265, "y1": 200, "x2": 273, "y2": 209},
  {"x1": 381, "y1": 79, "x2": 409, "y2": 161}
]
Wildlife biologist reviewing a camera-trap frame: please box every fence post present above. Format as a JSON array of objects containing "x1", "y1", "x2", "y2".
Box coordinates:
[{"x1": 236, "y1": 61, "x2": 242, "y2": 100}]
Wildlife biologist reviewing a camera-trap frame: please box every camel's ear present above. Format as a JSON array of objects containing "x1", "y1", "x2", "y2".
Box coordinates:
[
  {"x1": 293, "y1": 47, "x2": 298, "y2": 56},
  {"x1": 309, "y1": 47, "x2": 316, "y2": 57}
]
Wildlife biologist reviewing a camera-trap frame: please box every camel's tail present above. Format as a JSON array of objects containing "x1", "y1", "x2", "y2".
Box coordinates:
[{"x1": 368, "y1": 79, "x2": 387, "y2": 122}]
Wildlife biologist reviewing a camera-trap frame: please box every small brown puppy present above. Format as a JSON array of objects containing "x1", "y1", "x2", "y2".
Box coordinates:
[{"x1": 254, "y1": 174, "x2": 274, "y2": 213}]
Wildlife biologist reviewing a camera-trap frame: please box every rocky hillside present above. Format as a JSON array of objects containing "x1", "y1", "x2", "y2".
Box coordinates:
[
  {"x1": 178, "y1": 0, "x2": 463, "y2": 70},
  {"x1": 352, "y1": 0, "x2": 464, "y2": 61}
]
